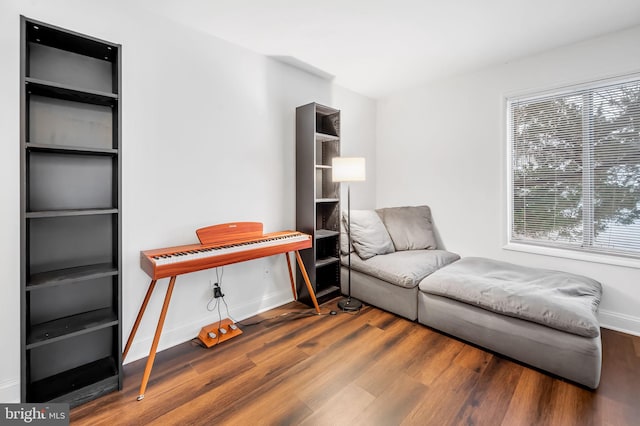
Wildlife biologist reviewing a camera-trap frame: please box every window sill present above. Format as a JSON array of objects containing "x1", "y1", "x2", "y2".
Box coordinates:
[{"x1": 503, "y1": 242, "x2": 640, "y2": 269}]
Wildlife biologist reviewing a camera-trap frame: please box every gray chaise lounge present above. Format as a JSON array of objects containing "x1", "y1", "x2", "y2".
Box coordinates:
[
  {"x1": 340, "y1": 205, "x2": 603, "y2": 388},
  {"x1": 419, "y1": 257, "x2": 602, "y2": 388}
]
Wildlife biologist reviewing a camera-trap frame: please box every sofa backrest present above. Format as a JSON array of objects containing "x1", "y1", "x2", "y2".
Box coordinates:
[
  {"x1": 376, "y1": 206, "x2": 437, "y2": 251},
  {"x1": 341, "y1": 205, "x2": 439, "y2": 259}
]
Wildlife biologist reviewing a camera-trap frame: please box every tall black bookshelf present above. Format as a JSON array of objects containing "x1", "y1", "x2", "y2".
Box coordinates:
[
  {"x1": 295, "y1": 103, "x2": 341, "y2": 305},
  {"x1": 20, "y1": 17, "x2": 122, "y2": 406}
]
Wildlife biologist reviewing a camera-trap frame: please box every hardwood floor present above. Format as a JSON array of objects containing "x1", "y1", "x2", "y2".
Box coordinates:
[{"x1": 71, "y1": 300, "x2": 640, "y2": 425}]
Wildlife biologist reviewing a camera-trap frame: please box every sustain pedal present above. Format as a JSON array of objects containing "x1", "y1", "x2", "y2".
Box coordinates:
[{"x1": 197, "y1": 318, "x2": 242, "y2": 348}]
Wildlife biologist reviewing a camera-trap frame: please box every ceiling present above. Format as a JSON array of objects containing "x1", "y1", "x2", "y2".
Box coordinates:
[{"x1": 146, "y1": 0, "x2": 640, "y2": 99}]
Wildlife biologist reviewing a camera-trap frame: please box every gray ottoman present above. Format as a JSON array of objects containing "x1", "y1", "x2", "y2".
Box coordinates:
[{"x1": 417, "y1": 257, "x2": 603, "y2": 388}]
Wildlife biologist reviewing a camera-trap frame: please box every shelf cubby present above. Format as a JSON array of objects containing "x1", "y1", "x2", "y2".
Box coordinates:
[
  {"x1": 28, "y1": 152, "x2": 115, "y2": 211},
  {"x1": 28, "y1": 326, "x2": 115, "y2": 383},
  {"x1": 315, "y1": 137, "x2": 339, "y2": 167},
  {"x1": 27, "y1": 356, "x2": 119, "y2": 405},
  {"x1": 28, "y1": 214, "x2": 115, "y2": 276},
  {"x1": 316, "y1": 265, "x2": 340, "y2": 299},
  {"x1": 316, "y1": 201, "x2": 340, "y2": 233},
  {"x1": 28, "y1": 94, "x2": 114, "y2": 149},
  {"x1": 26, "y1": 21, "x2": 117, "y2": 65},
  {"x1": 28, "y1": 273, "x2": 115, "y2": 322},
  {"x1": 315, "y1": 105, "x2": 340, "y2": 137},
  {"x1": 28, "y1": 39, "x2": 115, "y2": 94}
]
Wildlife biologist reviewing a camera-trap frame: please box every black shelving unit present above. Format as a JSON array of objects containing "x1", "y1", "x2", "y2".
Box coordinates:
[
  {"x1": 20, "y1": 16, "x2": 122, "y2": 407},
  {"x1": 295, "y1": 103, "x2": 341, "y2": 304}
]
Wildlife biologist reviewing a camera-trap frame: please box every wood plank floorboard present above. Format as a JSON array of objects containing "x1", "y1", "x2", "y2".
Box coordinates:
[{"x1": 71, "y1": 300, "x2": 640, "y2": 425}]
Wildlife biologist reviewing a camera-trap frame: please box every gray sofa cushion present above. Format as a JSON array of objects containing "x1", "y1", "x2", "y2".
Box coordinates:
[
  {"x1": 376, "y1": 205, "x2": 437, "y2": 250},
  {"x1": 341, "y1": 267, "x2": 419, "y2": 320},
  {"x1": 344, "y1": 249, "x2": 460, "y2": 288},
  {"x1": 419, "y1": 257, "x2": 602, "y2": 337},
  {"x1": 345, "y1": 210, "x2": 395, "y2": 259}
]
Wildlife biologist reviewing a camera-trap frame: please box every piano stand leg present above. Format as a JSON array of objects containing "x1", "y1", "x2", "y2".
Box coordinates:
[
  {"x1": 294, "y1": 251, "x2": 321, "y2": 314},
  {"x1": 137, "y1": 275, "x2": 177, "y2": 401},
  {"x1": 123, "y1": 279, "x2": 157, "y2": 362},
  {"x1": 285, "y1": 253, "x2": 297, "y2": 300}
]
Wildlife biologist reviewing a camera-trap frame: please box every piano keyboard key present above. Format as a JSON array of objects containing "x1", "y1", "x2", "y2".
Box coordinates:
[{"x1": 151, "y1": 233, "x2": 309, "y2": 266}]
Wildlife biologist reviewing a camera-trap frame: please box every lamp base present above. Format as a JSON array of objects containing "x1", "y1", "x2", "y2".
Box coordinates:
[{"x1": 337, "y1": 297, "x2": 362, "y2": 312}]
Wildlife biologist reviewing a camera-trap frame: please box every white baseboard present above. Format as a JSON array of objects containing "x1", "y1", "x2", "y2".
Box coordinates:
[
  {"x1": 599, "y1": 309, "x2": 640, "y2": 337},
  {"x1": 123, "y1": 289, "x2": 294, "y2": 364},
  {"x1": 0, "y1": 378, "x2": 20, "y2": 403}
]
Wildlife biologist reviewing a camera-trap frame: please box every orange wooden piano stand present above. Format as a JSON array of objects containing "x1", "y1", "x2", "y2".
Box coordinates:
[{"x1": 122, "y1": 223, "x2": 320, "y2": 401}]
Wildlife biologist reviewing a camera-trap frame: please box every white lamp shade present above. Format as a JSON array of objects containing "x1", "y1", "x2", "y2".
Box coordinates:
[{"x1": 332, "y1": 157, "x2": 366, "y2": 182}]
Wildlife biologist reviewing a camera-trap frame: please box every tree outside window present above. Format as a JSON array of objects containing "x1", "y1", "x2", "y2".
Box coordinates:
[{"x1": 510, "y1": 79, "x2": 640, "y2": 257}]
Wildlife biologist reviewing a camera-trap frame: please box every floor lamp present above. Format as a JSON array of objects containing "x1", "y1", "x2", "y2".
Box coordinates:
[{"x1": 332, "y1": 157, "x2": 366, "y2": 312}]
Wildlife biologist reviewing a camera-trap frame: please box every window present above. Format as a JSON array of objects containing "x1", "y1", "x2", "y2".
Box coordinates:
[{"x1": 508, "y1": 76, "x2": 640, "y2": 258}]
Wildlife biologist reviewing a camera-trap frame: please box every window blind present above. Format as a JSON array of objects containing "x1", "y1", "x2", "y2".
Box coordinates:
[{"x1": 508, "y1": 77, "x2": 640, "y2": 258}]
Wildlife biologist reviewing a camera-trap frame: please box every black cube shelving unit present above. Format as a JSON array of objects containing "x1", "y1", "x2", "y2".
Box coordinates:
[
  {"x1": 295, "y1": 103, "x2": 341, "y2": 305},
  {"x1": 20, "y1": 16, "x2": 122, "y2": 407}
]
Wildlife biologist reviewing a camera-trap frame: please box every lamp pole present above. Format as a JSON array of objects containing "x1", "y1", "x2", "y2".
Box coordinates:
[{"x1": 332, "y1": 157, "x2": 365, "y2": 312}]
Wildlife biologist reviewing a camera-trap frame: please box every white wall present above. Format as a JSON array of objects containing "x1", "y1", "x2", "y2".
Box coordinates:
[
  {"x1": 0, "y1": 0, "x2": 376, "y2": 402},
  {"x1": 377, "y1": 25, "x2": 640, "y2": 335},
  {"x1": 333, "y1": 88, "x2": 377, "y2": 209}
]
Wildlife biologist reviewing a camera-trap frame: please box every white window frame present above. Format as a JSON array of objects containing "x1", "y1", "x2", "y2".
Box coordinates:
[{"x1": 504, "y1": 73, "x2": 640, "y2": 269}]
